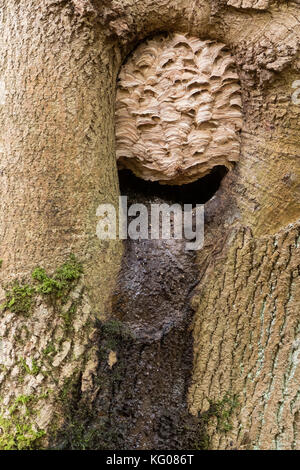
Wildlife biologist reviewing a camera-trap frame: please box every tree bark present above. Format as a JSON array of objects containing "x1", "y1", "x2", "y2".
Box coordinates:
[{"x1": 0, "y1": 0, "x2": 299, "y2": 449}]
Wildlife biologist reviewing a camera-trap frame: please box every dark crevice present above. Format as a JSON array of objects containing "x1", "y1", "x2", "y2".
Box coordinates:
[{"x1": 118, "y1": 165, "x2": 228, "y2": 206}]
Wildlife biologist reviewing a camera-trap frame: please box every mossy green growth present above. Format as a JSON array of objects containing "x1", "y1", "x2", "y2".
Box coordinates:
[
  {"x1": 42, "y1": 342, "x2": 56, "y2": 357},
  {"x1": 2, "y1": 254, "x2": 83, "y2": 316},
  {"x1": 101, "y1": 319, "x2": 133, "y2": 351},
  {"x1": 32, "y1": 254, "x2": 83, "y2": 301},
  {"x1": 19, "y1": 357, "x2": 40, "y2": 376},
  {"x1": 2, "y1": 283, "x2": 34, "y2": 315},
  {"x1": 0, "y1": 395, "x2": 45, "y2": 450},
  {"x1": 61, "y1": 304, "x2": 77, "y2": 331},
  {"x1": 102, "y1": 319, "x2": 126, "y2": 337},
  {"x1": 32, "y1": 268, "x2": 62, "y2": 295},
  {"x1": 192, "y1": 392, "x2": 240, "y2": 450},
  {"x1": 207, "y1": 392, "x2": 240, "y2": 433},
  {"x1": 193, "y1": 431, "x2": 210, "y2": 450}
]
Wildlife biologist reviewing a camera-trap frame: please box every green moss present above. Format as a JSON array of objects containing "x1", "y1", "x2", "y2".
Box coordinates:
[
  {"x1": 0, "y1": 395, "x2": 45, "y2": 450},
  {"x1": 32, "y1": 254, "x2": 83, "y2": 302},
  {"x1": 194, "y1": 432, "x2": 210, "y2": 450},
  {"x1": 2, "y1": 254, "x2": 83, "y2": 316},
  {"x1": 0, "y1": 255, "x2": 84, "y2": 449},
  {"x1": 0, "y1": 259, "x2": 3, "y2": 268},
  {"x1": 53, "y1": 416, "x2": 119, "y2": 450},
  {"x1": 31, "y1": 359, "x2": 41, "y2": 377},
  {"x1": 2, "y1": 283, "x2": 34, "y2": 315},
  {"x1": 208, "y1": 392, "x2": 240, "y2": 433},
  {"x1": 59, "y1": 375, "x2": 80, "y2": 406},
  {"x1": 14, "y1": 395, "x2": 33, "y2": 407},
  {"x1": 101, "y1": 319, "x2": 133, "y2": 351},
  {"x1": 32, "y1": 268, "x2": 62, "y2": 295},
  {"x1": 61, "y1": 303, "x2": 77, "y2": 331},
  {"x1": 42, "y1": 342, "x2": 56, "y2": 357},
  {"x1": 102, "y1": 319, "x2": 124, "y2": 336},
  {"x1": 54, "y1": 255, "x2": 83, "y2": 284},
  {"x1": 191, "y1": 392, "x2": 240, "y2": 450},
  {"x1": 19, "y1": 357, "x2": 40, "y2": 376},
  {"x1": 63, "y1": 422, "x2": 96, "y2": 450},
  {"x1": 19, "y1": 357, "x2": 31, "y2": 375}
]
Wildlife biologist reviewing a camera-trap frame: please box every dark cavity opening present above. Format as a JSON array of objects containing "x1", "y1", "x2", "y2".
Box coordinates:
[{"x1": 118, "y1": 165, "x2": 228, "y2": 205}]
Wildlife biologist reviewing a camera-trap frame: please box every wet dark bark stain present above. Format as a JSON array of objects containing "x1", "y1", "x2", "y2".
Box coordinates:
[
  {"x1": 106, "y1": 238, "x2": 198, "y2": 449},
  {"x1": 88, "y1": 169, "x2": 227, "y2": 450}
]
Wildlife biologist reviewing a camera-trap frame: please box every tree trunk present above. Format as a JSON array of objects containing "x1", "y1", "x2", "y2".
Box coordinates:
[{"x1": 0, "y1": 0, "x2": 299, "y2": 450}]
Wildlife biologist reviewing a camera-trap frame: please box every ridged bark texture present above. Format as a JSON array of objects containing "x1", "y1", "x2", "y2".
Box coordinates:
[{"x1": 0, "y1": 0, "x2": 299, "y2": 450}]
